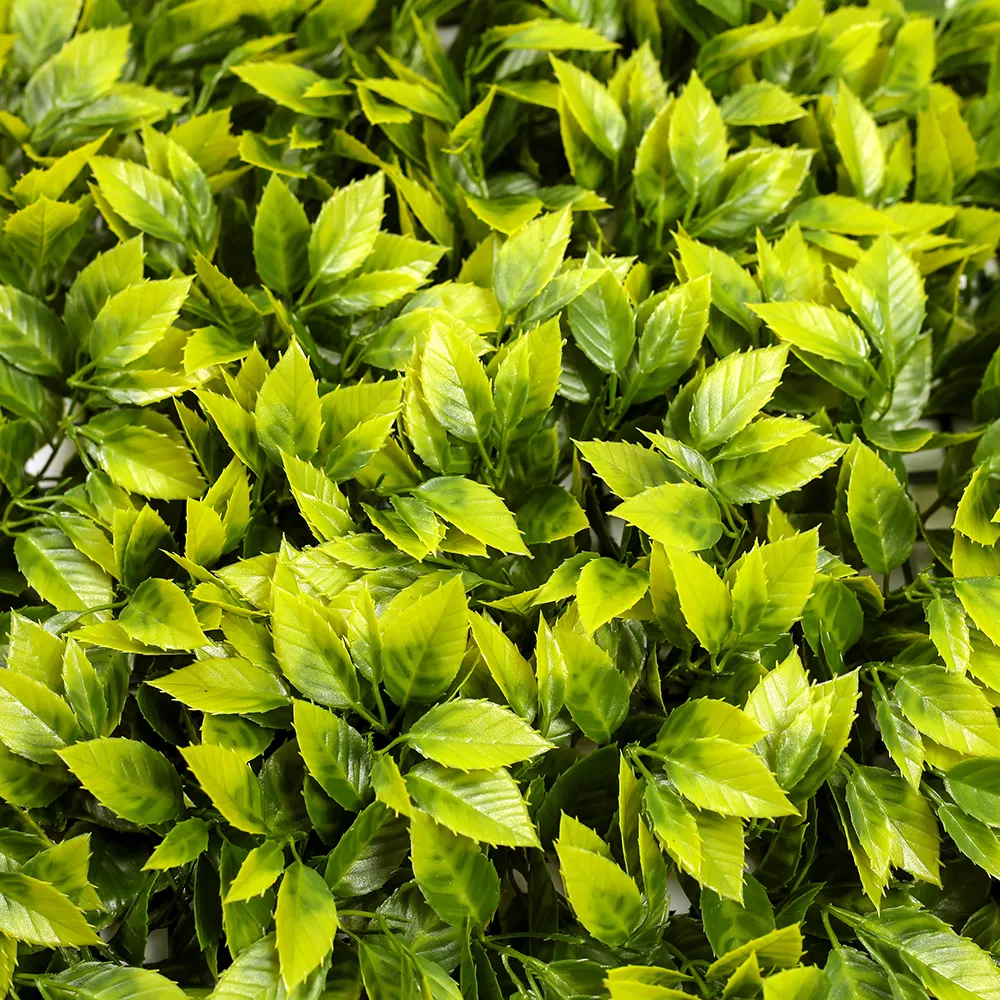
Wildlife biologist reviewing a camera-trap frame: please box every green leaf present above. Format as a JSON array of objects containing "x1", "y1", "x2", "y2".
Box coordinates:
[
  {"x1": 669, "y1": 71, "x2": 727, "y2": 200},
  {"x1": 833, "y1": 235, "x2": 925, "y2": 377},
  {"x1": 0, "y1": 873, "x2": 99, "y2": 946},
  {"x1": 833, "y1": 80, "x2": 885, "y2": 203},
  {"x1": 406, "y1": 761, "x2": 540, "y2": 847},
  {"x1": 555, "y1": 813, "x2": 642, "y2": 946},
  {"x1": 954, "y1": 578, "x2": 1000, "y2": 648},
  {"x1": 406, "y1": 699, "x2": 553, "y2": 770},
  {"x1": 254, "y1": 341, "x2": 321, "y2": 461},
  {"x1": 293, "y1": 699, "x2": 370, "y2": 811},
  {"x1": 275, "y1": 862, "x2": 339, "y2": 990},
  {"x1": 89, "y1": 277, "x2": 190, "y2": 369},
  {"x1": 59, "y1": 737, "x2": 183, "y2": 826},
  {"x1": 151, "y1": 656, "x2": 289, "y2": 714},
  {"x1": 576, "y1": 556, "x2": 648, "y2": 632},
  {"x1": 493, "y1": 209, "x2": 571, "y2": 317},
  {"x1": 567, "y1": 264, "x2": 635, "y2": 375},
  {"x1": 143, "y1": 818, "x2": 210, "y2": 871},
  {"x1": 661, "y1": 737, "x2": 797, "y2": 818},
  {"x1": 309, "y1": 172, "x2": 384, "y2": 284},
  {"x1": 945, "y1": 759, "x2": 1000, "y2": 827},
  {"x1": 253, "y1": 174, "x2": 309, "y2": 296},
  {"x1": 23, "y1": 28, "x2": 130, "y2": 136},
  {"x1": 14, "y1": 526, "x2": 114, "y2": 611},
  {"x1": 939, "y1": 804, "x2": 1000, "y2": 879},
  {"x1": 468, "y1": 612, "x2": 537, "y2": 722},
  {"x1": 181, "y1": 744, "x2": 266, "y2": 834},
  {"x1": 720, "y1": 82, "x2": 804, "y2": 127},
  {"x1": 667, "y1": 548, "x2": 731, "y2": 655},
  {"x1": 576, "y1": 439, "x2": 677, "y2": 498},
  {"x1": 612, "y1": 482, "x2": 722, "y2": 552},
  {"x1": 751, "y1": 300, "x2": 868, "y2": 367},
  {"x1": 847, "y1": 442, "x2": 917, "y2": 576},
  {"x1": 897, "y1": 664, "x2": 1000, "y2": 756},
  {"x1": 410, "y1": 809, "x2": 500, "y2": 927},
  {"x1": 0, "y1": 669, "x2": 82, "y2": 764},
  {"x1": 119, "y1": 578, "x2": 208, "y2": 650},
  {"x1": 413, "y1": 476, "x2": 529, "y2": 555},
  {"x1": 853, "y1": 906, "x2": 1000, "y2": 1000},
  {"x1": 421, "y1": 321, "x2": 493, "y2": 443},
  {"x1": 715, "y1": 431, "x2": 847, "y2": 503},
  {"x1": 630, "y1": 274, "x2": 710, "y2": 403},
  {"x1": 89, "y1": 156, "x2": 189, "y2": 244},
  {"x1": 225, "y1": 841, "x2": 285, "y2": 903},
  {"x1": 551, "y1": 57, "x2": 626, "y2": 161},
  {"x1": 283, "y1": 453, "x2": 353, "y2": 541},
  {"x1": 80, "y1": 409, "x2": 206, "y2": 500},
  {"x1": 0, "y1": 287, "x2": 67, "y2": 376},
  {"x1": 556, "y1": 626, "x2": 630, "y2": 743},
  {"x1": 691, "y1": 346, "x2": 788, "y2": 450},
  {"x1": 270, "y1": 587, "x2": 360, "y2": 710},
  {"x1": 381, "y1": 575, "x2": 468, "y2": 707}
]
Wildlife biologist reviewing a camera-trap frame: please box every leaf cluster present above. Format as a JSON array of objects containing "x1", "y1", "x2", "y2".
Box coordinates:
[{"x1": 0, "y1": 1, "x2": 999, "y2": 999}]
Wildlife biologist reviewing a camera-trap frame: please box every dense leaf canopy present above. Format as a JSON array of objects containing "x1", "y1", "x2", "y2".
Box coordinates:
[{"x1": 0, "y1": 0, "x2": 1000, "y2": 998}]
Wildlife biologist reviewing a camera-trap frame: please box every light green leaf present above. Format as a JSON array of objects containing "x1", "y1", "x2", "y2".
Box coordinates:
[
  {"x1": 612, "y1": 482, "x2": 722, "y2": 552},
  {"x1": 662, "y1": 737, "x2": 797, "y2": 818},
  {"x1": 119, "y1": 577, "x2": 208, "y2": 650},
  {"x1": 143, "y1": 818, "x2": 210, "y2": 871},
  {"x1": 380, "y1": 574, "x2": 468, "y2": 708},
  {"x1": 720, "y1": 82, "x2": 804, "y2": 126},
  {"x1": 897, "y1": 664, "x2": 1000, "y2": 756},
  {"x1": 550, "y1": 57, "x2": 626, "y2": 161},
  {"x1": 691, "y1": 346, "x2": 788, "y2": 450},
  {"x1": 406, "y1": 699, "x2": 553, "y2": 770},
  {"x1": 576, "y1": 439, "x2": 677, "y2": 498},
  {"x1": 89, "y1": 156, "x2": 188, "y2": 244},
  {"x1": 566, "y1": 264, "x2": 635, "y2": 375},
  {"x1": 669, "y1": 71, "x2": 726, "y2": 200},
  {"x1": 181, "y1": 744, "x2": 266, "y2": 834},
  {"x1": 631, "y1": 274, "x2": 710, "y2": 403},
  {"x1": 556, "y1": 626, "x2": 630, "y2": 743},
  {"x1": 493, "y1": 209, "x2": 571, "y2": 317},
  {"x1": 928, "y1": 593, "x2": 973, "y2": 672},
  {"x1": 271, "y1": 587, "x2": 360, "y2": 710},
  {"x1": 555, "y1": 813, "x2": 642, "y2": 946},
  {"x1": 847, "y1": 441, "x2": 916, "y2": 576},
  {"x1": 853, "y1": 906, "x2": 1000, "y2": 1000},
  {"x1": 275, "y1": 862, "x2": 339, "y2": 990},
  {"x1": 0, "y1": 873, "x2": 98, "y2": 946},
  {"x1": 253, "y1": 174, "x2": 310, "y2": 296},
  {"x1": 833, "y1": 80, "x2": 885, "y2": 203},
  {"x1": 405, "y1": 761, "x2": 540, "y2": 847},
  {"x1": 468, "y1": 612, "x2": 537, "y2": 722},
  {"x1": 751, "y1": 300, "x2": 868, "y2": 367},
  {"x1": 293, "y1": 699, "x2": 370, "y2": 811},
  {"x1": 667, "y1": 548, "x2": 731, "y2": 655},
  {"x1": 954, "y1": 578, "x2": 1000, "y2": 649},
  {"x1": 59, "y1": 737, "x2": 183, "y2": 825},
  {"x1": 421, "y1": 321, "x2": 493, "y2": 444},
  {"x1": 946, "y1": 759, "x2": 1000, "y2": 827},
  {"x1": 14, "y1": 526, "x2": 113, "y2": 611},
  {"x1": 151, "y1": 657, "x2": 289, "y2": 714},
  {"x1": 254, "y1": 341, "x2": 321, "y2": 461},
  {"x1": 413, "y1": 476, "x2": 529, "y2": 555},
  {"x1": 80, "y1": 409, "x2": 206, "y2": 500},
  {"x1": 576, "y1": 556, "x2": 649, "y2": 632},
  {"x1": 308, "y1": 172, "x2": 384, "y2": 284},
  {"x1": 225, "y1": 841, "x2": 286, "y2": 903},
  {"x1": 410, "y1": 809, "x2": 500, "y2": 927},
  {"x1": 0, "y1": 669, "x2": 82, "y2": 764}
]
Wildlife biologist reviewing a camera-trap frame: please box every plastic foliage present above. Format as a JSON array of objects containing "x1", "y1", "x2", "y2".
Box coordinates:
[{"x1": 0, "y1": 0, "x2": 1000, "y2": 998}]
